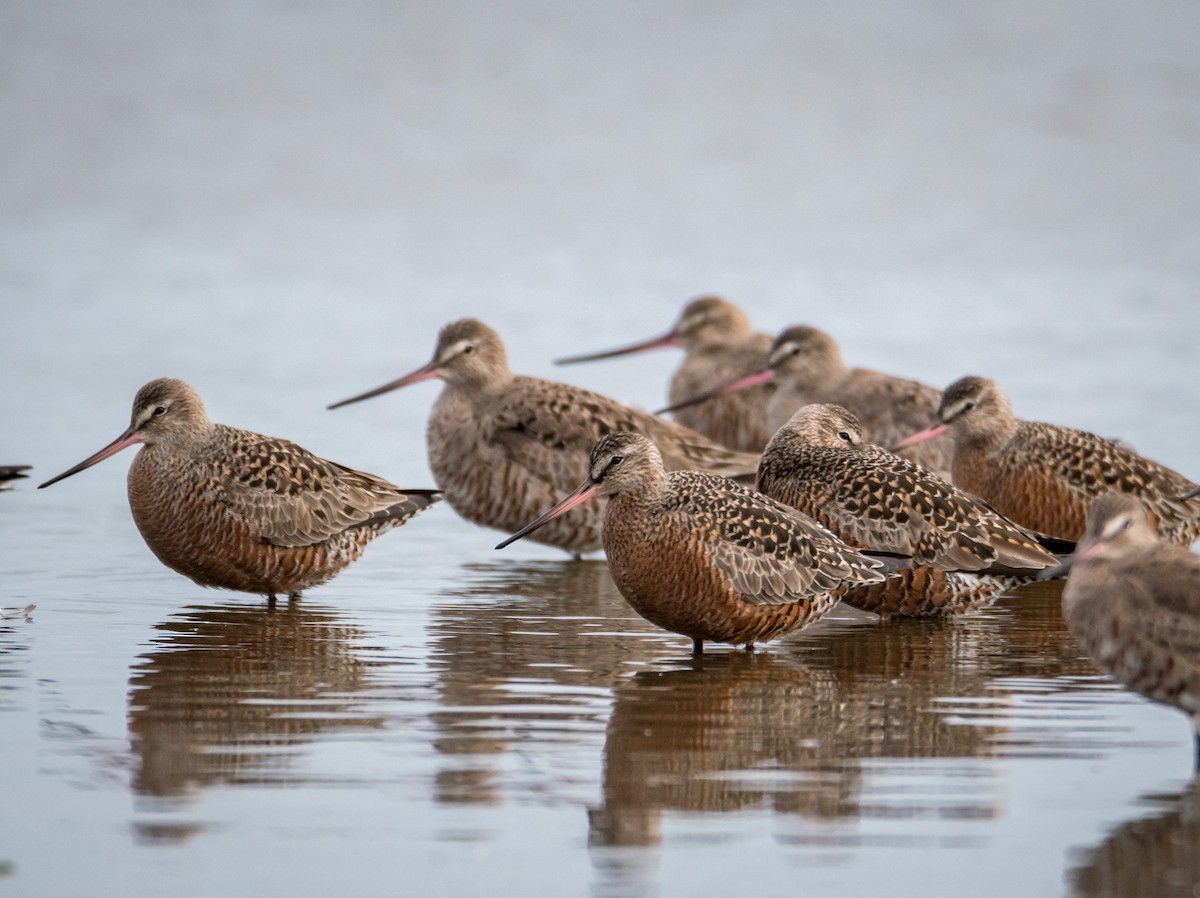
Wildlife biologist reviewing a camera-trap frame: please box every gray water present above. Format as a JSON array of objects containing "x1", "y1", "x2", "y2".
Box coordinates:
[{"x1": 3, "y1": 2, "x2": 1200, "y2": 896}]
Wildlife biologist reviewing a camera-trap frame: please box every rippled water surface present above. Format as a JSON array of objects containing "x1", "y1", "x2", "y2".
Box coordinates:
[{"x1": 4, "y1": 2, "x2": 1200, "y2": 896}]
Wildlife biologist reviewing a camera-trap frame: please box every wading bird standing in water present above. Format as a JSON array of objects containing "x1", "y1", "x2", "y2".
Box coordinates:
[
  {"x1": 329, "y1": 318, "x2": 759, "y2": 558},
  {"x1": 895, "y1": 375, "x2": 1200, "y2": 544},
  {"x1": 757, "y1": 403, "x2": 1067, "y2": 618},
  {"x1": 40, "y1": 378, "x2": 439, "y2": 602},
  {"x1": 496, "y1": 431, "x2": 889, "y2": 653}
]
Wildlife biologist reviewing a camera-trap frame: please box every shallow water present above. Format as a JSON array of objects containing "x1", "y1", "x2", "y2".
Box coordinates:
[{"x1": 3, "y1": 2, "x2": 1200, "y2": 896}]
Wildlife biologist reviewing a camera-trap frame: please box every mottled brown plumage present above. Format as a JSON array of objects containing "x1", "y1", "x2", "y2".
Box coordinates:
[
  {"x1": 757, "y1": 404, "x2": 1061, "y2": 617},
  {"x1": 555, "y1": 296, "x2": 773, "y2": 452},
  {"x1": 896, "y1": 376, "x2": 1200, "y2": 545},
  {"x1": 497, "y1": 431, "x2": 887, "y2": 651},
  {"x1": 330, "y1": 318, "x2": 760, "y2": 556},
  {"x1": 1061, "y1": 492, "x2": 1200, "y2": 768},
  {"x1": 40, "y1": 379, "x2": 439, "y2": 598}
]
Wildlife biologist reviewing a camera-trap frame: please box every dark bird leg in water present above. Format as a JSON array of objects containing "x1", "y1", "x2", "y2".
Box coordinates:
[{"x1": 692, "y1": 638, "x2": 703, "y2": 654}]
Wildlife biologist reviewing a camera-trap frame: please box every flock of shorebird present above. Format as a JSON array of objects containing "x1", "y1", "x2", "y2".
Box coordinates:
[{"x1": 16, "y1": 296, "x2": 1200, "y2": 764}]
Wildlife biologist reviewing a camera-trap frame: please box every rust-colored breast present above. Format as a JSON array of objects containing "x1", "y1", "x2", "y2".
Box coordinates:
[
  {"x1": 127, "y1": 448, "x2": 377, "y2": 595},
  {"x1": 601, "y1": 488, "x2": 837, "y2": 646},
  {"x1": 953, "y1": 445, "x2": 1086, "y2": 540}
]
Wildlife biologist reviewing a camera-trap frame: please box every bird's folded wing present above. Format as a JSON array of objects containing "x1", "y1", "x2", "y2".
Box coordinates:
[{"x1": 213, "y1": 432, "x2": 422, "y2": 547}]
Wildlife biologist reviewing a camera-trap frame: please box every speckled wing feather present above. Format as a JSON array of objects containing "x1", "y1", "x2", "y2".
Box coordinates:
[
  {"x1": 483, "y1": 377, "x2": 647, "y2": 485},
  {"x1": 485, "y1": 376, "x2": 759, "y2": 485},
  {"x1": 211, "y1": 425, "x2": 439, "y2": 547},
  {"x1": 1019, "y1": 422, "x2": 1200, "y2": 533},
  {"x1": 665, "y1": 471, "x2": 886, "y2": 605},
  {"x1": 759, "y1": 443, "x2": 1057, "y2": 572}
]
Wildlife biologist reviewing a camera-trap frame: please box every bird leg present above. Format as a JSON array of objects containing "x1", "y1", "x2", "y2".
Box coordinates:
[{"x1": 692, "y1": 638, "x2": 704, "y2": 655}]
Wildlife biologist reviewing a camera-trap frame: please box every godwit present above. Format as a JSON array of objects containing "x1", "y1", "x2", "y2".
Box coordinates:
[
  {"x1": 495, "y1": 431, "x2": 888, "y2": 652},
  {"x1": 39, "y1": 378, "x2": 439, "y2": 600},
  {"x1": 329, "y1": 318, "x2": 760, "y2": 557},
  {"x1": 757, "y1": 404, "x2": 1065, "y2": 617},
  {"x1": 1061, "y1": 492, "x2": 1200, "y2": 768},
  {"x1": 555, "y1": 296, "x2": 773, "y2": 452},
  {"x1": 658, "y1": 324, "x2": 953, "y2": 478},
  {"x1": 894, "y1": 375, "x2": 1200, "y2": 544}
]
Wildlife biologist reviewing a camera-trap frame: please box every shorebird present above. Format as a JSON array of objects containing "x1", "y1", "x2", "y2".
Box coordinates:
[
  {"x1": 328, "y1": 318, "x2": 760, "y2": 557},
  {"x1": 1060, "y1": 492, "x2": 1200, "y2": 768},
  {"x1": 894, "y1": 375, "x2": 1200, "y2": 544},
  {"x1": 495, "y1": 431, "x2": 889, "y2": 652},
  {"x1": 658, "y1": 324, "x2": 953, "y2": 479},
  {"x1": 554, "y1": 296, "x2": 773, "y2": 452},
  {"x1": 40, "y1": 378, "x2": 439, "y2": 600},
  {"x1": 757, "y1": 404, "x2": 1066, "y2": 617}
]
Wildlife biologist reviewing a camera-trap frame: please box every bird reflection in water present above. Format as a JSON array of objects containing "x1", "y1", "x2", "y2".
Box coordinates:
[
  {"x1": 1068, "y1": 779, "x2": 1200, "y2": 898},
  {"x1": 427, "y1": 560, "x2": 676, "y2": 805},
  {"x1": 127, "y1": 602, "x2": 384, "y2": 836},
  {"x1": 589, "y1": 579, "x2": 1100, "y2": 851}
]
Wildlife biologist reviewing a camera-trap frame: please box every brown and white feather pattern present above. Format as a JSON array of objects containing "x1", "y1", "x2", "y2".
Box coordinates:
[
  {"x1": 595, "y1": 449, "x2": 887, "y2": 647},
  {"x1": 129, "y1": 426, "x2": 438, "y2": 596},
  {"x1": 210, "y1": 426, "x2": 434, "y2": 546},
  {"x1": 956, "y1": 420, "x2": 1200, "y2": 546},
  {"x1": 662, "y1": 470, "x2": 887, "y2": 605},
  {"x1": 487, "y1": 377, "x2": 758, "y2": 481},
  {"x1": 430, "y1": 374, "x2": 759, "y2": 555},
  {"x1": 755, "y1": 404, "x2": 1059, "y2": 617},
  {"x1": 757, "y1": 435, "x2": 1056, "y2": 573}
]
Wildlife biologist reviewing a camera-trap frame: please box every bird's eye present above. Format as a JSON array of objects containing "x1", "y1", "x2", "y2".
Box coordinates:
[
  {"x1": 462, "y1": 344, "x2": 474, "y2": 355},
  {"x1": 152, "y1": 406, "x2": 167, "y2": 417},
  {"x1": 962, "y1": 401, "x2": 976, "y2": 413},
  {"x1": 1119, "y1": 517, "x2": 1131, "y2": 531},
  {"x1": 610, "y1": 456, "x2": 624, "y2": 467},
  {"x1": 837, "y1": 431, "x2": 851, "y2": 443}
]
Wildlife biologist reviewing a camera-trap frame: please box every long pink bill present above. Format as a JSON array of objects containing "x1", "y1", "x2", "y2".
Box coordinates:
[
  {"x1": 554, "y1": 332, "x2": 682, "y2": 365},
  {"x1": 654, "y1": 368, "x2": 774, "y2": 415},
  {"x1": 495, "y1": 480, "x2": 600, "y2": 550},
  {"x1": 38, "y1": 426, "x2": 142, "y2": 489},
  {"x1": 891, "y1": 422, "x2": 948, "y2": 451},
  {"x1": 328, "y1": 360, "x2": 441, "y2": 410}
]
